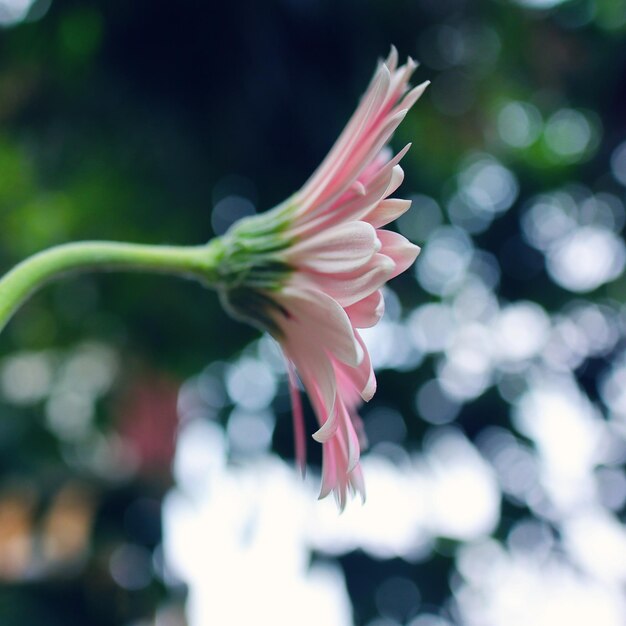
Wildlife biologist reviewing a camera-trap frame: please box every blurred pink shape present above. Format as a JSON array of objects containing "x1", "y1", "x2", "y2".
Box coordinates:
[{"x1": 117, "y1": 374, "x2": 180, "y2": 478}]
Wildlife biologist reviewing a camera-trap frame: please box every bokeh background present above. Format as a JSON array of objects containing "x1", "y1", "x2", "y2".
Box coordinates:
[{"x1": 0, "y1": 0, "x2": 625, "y2": 624}]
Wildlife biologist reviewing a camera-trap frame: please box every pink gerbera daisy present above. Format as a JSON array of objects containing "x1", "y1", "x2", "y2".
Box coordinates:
[{"x1": 216, "y1": 47, "x2": 428, "y2": 509}]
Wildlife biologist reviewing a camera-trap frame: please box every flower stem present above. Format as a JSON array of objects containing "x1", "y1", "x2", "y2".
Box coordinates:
[{"x1": 0, "y1": 240, "x2": 223, "y2": 333}]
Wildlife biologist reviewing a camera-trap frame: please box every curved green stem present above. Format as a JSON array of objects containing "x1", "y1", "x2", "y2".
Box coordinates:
[{"x1": 0, "y1": 240, "x2": 223, "y2": 333}]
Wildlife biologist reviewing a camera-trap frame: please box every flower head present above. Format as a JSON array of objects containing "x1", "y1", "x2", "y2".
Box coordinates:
[{"x1": 216, "y1": 47, "x2": 428, "y2": 509}]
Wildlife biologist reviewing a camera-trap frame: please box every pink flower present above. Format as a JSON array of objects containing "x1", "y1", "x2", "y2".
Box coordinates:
[{"x1": 218, "y1": 48, "x2": 428, "y2": 509}]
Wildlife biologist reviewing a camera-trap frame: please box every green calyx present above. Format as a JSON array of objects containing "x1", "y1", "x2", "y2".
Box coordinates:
[
  {"x1": 210, "y1": 199, "x2": 298, "y2": 335},
  {"x1": 212, "y1": 200, "x2": 296, "y2": 292}
]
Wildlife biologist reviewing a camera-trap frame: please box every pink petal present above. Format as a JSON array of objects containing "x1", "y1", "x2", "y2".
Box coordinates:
[
  {"x1": 293, "y1": 169, "x2": 394, "y2": 237},
  {"x1": 321, "y1": 108, "x2": 408, "y2": 211},
  {"x1": 319, "y1": 432, "x2": 366, "y2": 507},
  {"x1": 291, "y1": 161, "x2": 397, "y2": 238},
  {"x1": 321, "y1": 143, "x2": 411, "y2": 226},
  {"x1": 278, "y1": 287, "x2": 363, "y2": 366},
  {"x1": 301, "y1": 253, "x2": 395, "y2": 308},
  {"x1": 298, "y1": 107, "x2": 409, "y2": 227},
  {"x1": 358, "y1": 147, "x2": 393, "y2": 188},
  {"x1": 385, "y1": 46, "x2": 399, "y2": 73},
  {"x1": 364, "y1": 198, "x2": 412, "y2": 229},
  {"x1": 344, "y1": 290, "x2": 385, "y2": 328},
  {"x1": 338, "y1": 400, "x2": 361, "y2": 472},
  {"x1": 311, "y1": 401, "x2": 339, "y2": 442},
  {"x1": 337, "y1": 331, "x2": 376, "y2": 401},
  {"x1": 377, "y1": 229, "x2": 421, "y2": 279},
  {"x1": 398, "y1": 80, "x2": 430, "y2": 111},
  {"x1": 386, "y1": 58, "x2": 418, "y2": 105},
  {"x1": 349, "y1": 408, "x2": 369, "y2": 449},
  {"x1": 385, "y1": 164, "x2": 405, "y2": 197},
  {"x1": 284, "y1": 221, "x2": 379, "y2": 274},
  {"x1": 283, "y1": 338, "x2": 336, "y2": 423}
]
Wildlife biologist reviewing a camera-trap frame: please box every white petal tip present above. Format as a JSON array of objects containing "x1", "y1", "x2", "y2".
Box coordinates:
[
  {"x1": 355, "y1": 338, "x2": 365, "y2": 365},
  {"x1": 403, "y1": 81, "x2": 430, "y2": 107},
  {"x1": 386, "y1": 45, "x2": 398, "y2": 70},
  {"x1": 361, "y1": 390, "x2": 375, "y2": 403},
  {"x1": 362, "y1": 366, "x2": 377, "y2": 400},
  {"x1": 353, "y1": 181, "x2": 366, "y2": 195},
  {"x1": 406, "y1": 243, "x2": 422, "y2": 264},
  {"x1": 350, "y1": 473, "x2": 367, "y2": 503},
  {"x1": 361, "y1": 378, "x2": 377, "y2": 402},
  {"x1": 380, "y1": 254, "x2": 396, "y2": 273},
  {"x1": 335, "y1": 492, "x2": 347, "y2": 513},
  {"x1": 318, "y1": 485, "x2": 332, "y2": 500},
  {"x1": 312, "y1": 422, "x2": 337, "y2": 443}
]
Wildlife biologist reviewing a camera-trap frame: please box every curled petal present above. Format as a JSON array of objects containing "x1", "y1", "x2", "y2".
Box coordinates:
[
  {"x1": 386, "y1": 164, "x2": 405, "y2": 197},
  {"x1": 377, "y1": 229, "x2": 421, "y2": 279},
  {"x1": 311, "y1": 399, "x2": 339, "y2": 443},
  {"x1": 344, "y1": 289, "x2": 385, "y2": 328}
]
